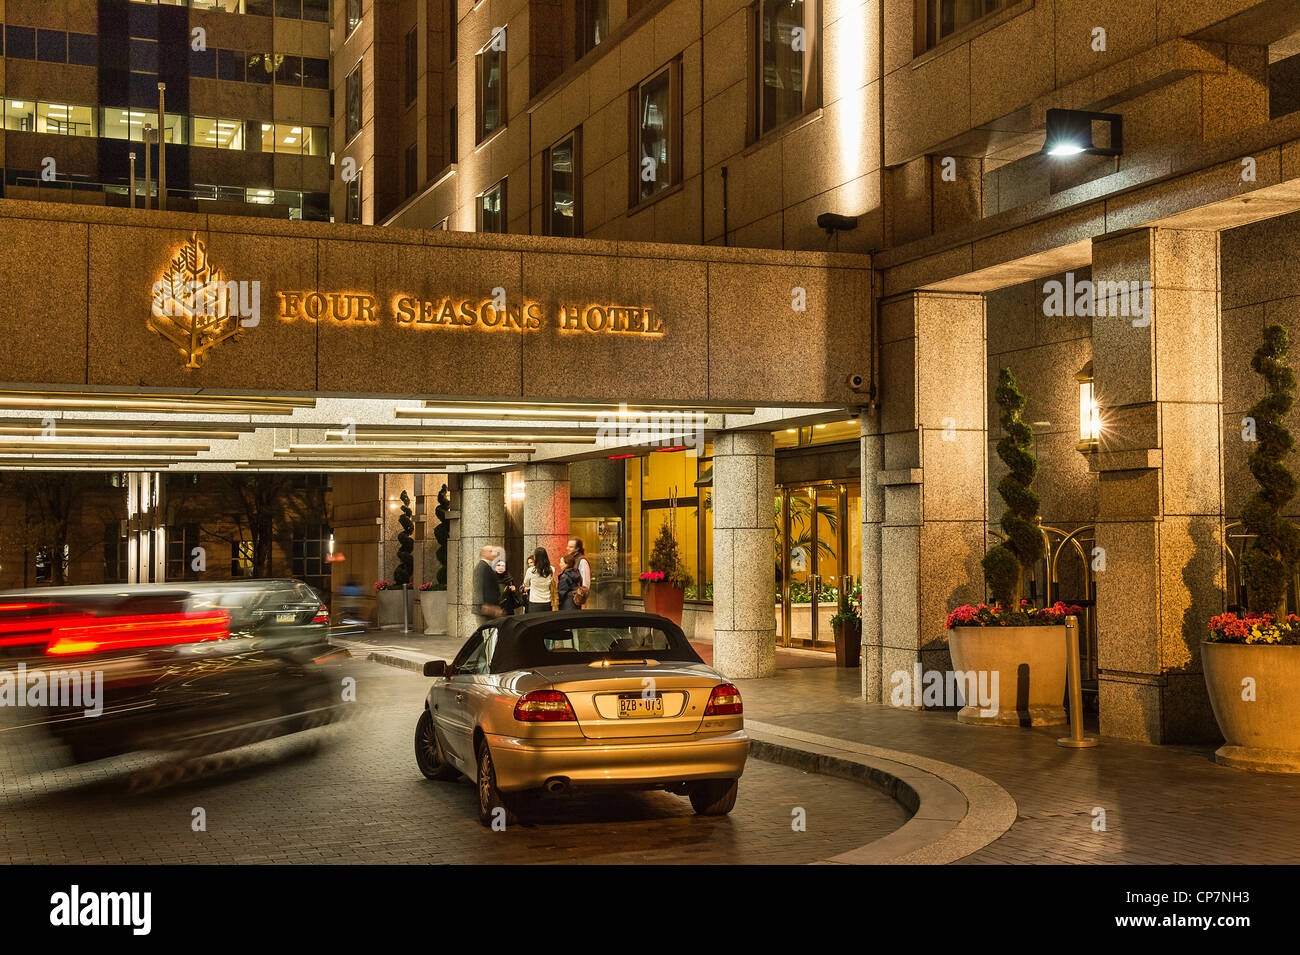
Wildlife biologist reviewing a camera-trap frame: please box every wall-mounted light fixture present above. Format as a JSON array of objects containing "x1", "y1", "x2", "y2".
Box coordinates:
[
  {"x1": 1042, "y1": 108, "x2": 1123, "y2": 158},
  {"x1": 1076, "y1": 360, "x2": 1100, "y2": 451},
  {"x1": 817, "y1": 212, "x2": 859, "y2": 235}
]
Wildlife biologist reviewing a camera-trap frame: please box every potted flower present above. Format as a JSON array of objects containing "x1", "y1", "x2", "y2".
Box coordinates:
[
  {"x1": 641, "y1": 522, "x2": 692, "y2": 625},
  {"x1": 946, "y1": 368, "x2": 1070, "y2": 726},
  {"x1": 831, "y1": 583, "x2": 862, "y2": 668},
  {"x1": 374, "y1": 579, "x2": 411, "y2": 627},
  {"x1": 1203, "y1": 324, "x2": 1300, "y2": 772}
]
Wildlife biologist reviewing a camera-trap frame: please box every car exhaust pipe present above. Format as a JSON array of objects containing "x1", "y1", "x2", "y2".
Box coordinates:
[{"x1": 544, "y1": 776, "x2": 570, "y2": 794}]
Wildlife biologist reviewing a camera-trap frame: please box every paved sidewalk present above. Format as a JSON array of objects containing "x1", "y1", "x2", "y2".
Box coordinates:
[{"x1": 734, "y1": 667, "x2": 1300, "y2": 864}]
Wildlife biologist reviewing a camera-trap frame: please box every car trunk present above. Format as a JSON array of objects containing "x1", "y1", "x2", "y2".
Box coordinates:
[{"x1": 528, "y1": 661, "x2": 721, "y2": 740}]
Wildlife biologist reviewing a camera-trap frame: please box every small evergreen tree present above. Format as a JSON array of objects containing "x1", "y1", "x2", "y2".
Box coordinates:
[
  {"x1": 649, "y1": 522, "x2": 692, "y2": 590},
  {"x1": 393, "y1": 489, "x2": 415, "y2": 587},
  {"x1": 433, "y1": 483, "x2": 451, "y2": 589},
  {"x1": 1241, "y1": 324, "x2": 1300, "y2": 616},
  {"x1": 982, "y1": 367, "x2": 1045, "y2": 608}
]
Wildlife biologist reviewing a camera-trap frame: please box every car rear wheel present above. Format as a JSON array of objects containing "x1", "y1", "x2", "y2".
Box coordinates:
[
  {"x1": 415, "y1": 709, "x2": 458, "y2": 780},
  {"x1": 476, "y1": 739, "x2": 519, "y2": 828},
  {"x1": 689, "y1": 777, "x2": 739, "y2": 816}
]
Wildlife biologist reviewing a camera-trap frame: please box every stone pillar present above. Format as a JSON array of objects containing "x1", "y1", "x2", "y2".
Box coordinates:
[
  {"x1": 1091, "y1": 227, "x2": 1224, "y2": 744},
  {"x1": 860, "y1": 416, "x2": 884, "y2": 701},
  {"x1": 876, "y1": 292, "x2": 988, "y2": 704},
  {"x1": 711, "y1": 430, "x2": 776, "y2": 678},
  {"x1": 455, "y1": 472, "x2": 506, "y2": 638},
  {"x1": 522, "y1": 462, "x2": 570, "y2": 575},
  {"x1": 444, "y1": 475, "x2": 462, "y2": 638}
]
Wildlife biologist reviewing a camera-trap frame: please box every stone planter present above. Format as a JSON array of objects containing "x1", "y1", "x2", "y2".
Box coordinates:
[
  {"x1": 376, "y1": 588, "x2": 413, "y2": 628},
  {"x1": 643, "y1": 581, "x2": 685, "y2": 625},
  {"x1": 419, "y1": 590, "x2": 448, "y2": 635},
  {"x1": 833, "y1": 619, "x2": 862, "y2": 668},
  {"x1": 948, "y1": 625, "x2": 1068, "y2": 726},
  {"x1": 1203, "y1": 640, "x2": 1300, "y2": 773}
]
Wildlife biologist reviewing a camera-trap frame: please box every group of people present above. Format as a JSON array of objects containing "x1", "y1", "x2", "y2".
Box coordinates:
[{"x1": 473, "y1": 537, "x2": 591, "y2": 627}]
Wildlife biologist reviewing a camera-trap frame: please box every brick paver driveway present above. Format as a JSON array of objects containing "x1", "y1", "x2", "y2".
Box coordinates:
[
  {"x1": 734, "y1": 666, "x2": 1300, "y2": 864},
  {"x1": 0, "y1": 662, "x2": 905, "y2": 865}
]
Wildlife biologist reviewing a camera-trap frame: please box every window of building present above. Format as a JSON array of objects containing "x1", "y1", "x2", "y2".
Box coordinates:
[
  {"x1": 231, "y1": 540, "x2": 254, "y2": 577},
  {"x1": 4, "y1": 101, "x2": 35, "y2": 132},
  {"x1": 303, "y1": 56, "x2": 329, "y2": 89},
  {"x1": 37, "y1": 29, "x2": 67, "y2": 63},
  {"x1": 166, "y1": 523, "x2": 201, "y2": 580},
  {"x1": 36, "y1": 103, "x2": 96, "y2": 137},
  {"x1": 35, "y1": 546, "x2": 68, "y2": 586},
  {"x1": 246, "y1": 52, "x2": 276, "y2": 83},
  {"x1": 405, "y1": 27, "x2": 419, "y2": 106},
  {"x1": 276, "y1": 54, "x2": 303, "y2": 85},
  {"x1": 478, "y1": 178, "x2": 506, "y2": 233},
  {"x1": 449, "y1": 105, "x2": 457, "y2": 162},
  {"x1": 104, "y1": 524, "x2": 128, "y2": 584},
  {"x1": 275, "y1": 0, "x2": 302, "y2": 17},
  {"x1": 130, "y1": 37, "x2": 158, "y2": 72},
  {"x1": 576, "y1": 0, "x2": 608, "y2": 57},
  {"x1": 346, "y1": 63, "x2": 362, "y2": 141},
  {"x1": 247, "y1": 0, "x2": 275, "y2": 14},
  {"x1": 128, "y1": 5, "x2": 160, "y2": 39},
  {"x1": 5, "y1": 26, "x2": 34, "y2": 60},
  {"x1": 545, "y1": 130, "x2": 580, "y2": 237},
  {"x1": 921, "y1": 0, "x2": 1007, "y2": 51},
  {"x1": 260, "y1": 122, "x2": 327, "y2": 155},
  {"x1": 347, "y1": 0, "x2": 363, "y2": 35},
  {"x1": 476, "y1": 28, "x2": 506, "y2": 142},
  {"x1": 100, "y1": 108, "x2": 186, "y2": 142},
  {"x1": 754, "y1": 0, "x2": 820, "y2": 137},
  {"x1": 623, "y1": 449, "x2": 711, "y2": 600},
  {"x1": 191, "y1": 46, "x2": 217, "y2": 77},
  {"x1": 194, "y1": 116, "x2": 245, "y2": 149},
  {"x1": 292, "y1": 524, "x2": 332, "y2": 593},
  {"x1": 405, "y1": 142, "x2": 418, "y2": 197},
  {"x1": 218, "y1": 47, "x2": 246, "y2": 81},
  {"x1": 69, "y1": 33, "x2": 97, "y2": 66},
  {"x1": 303, "y1": 0, "x2": 329, "y2": 20},
  {"x1": 194, "y1": 1, "x2": 248, "y2": 12},
  {"x1": 346, "y1": 177, "x2": 361, "y2": 223},
  {"x1": 632, "y1": 62, "x2": 679, "y2": 204}
]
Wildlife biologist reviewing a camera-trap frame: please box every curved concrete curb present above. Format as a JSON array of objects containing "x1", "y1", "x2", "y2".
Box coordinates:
[{"x1": 746, "y1": 719, "x2": 1017, "y2": 865}]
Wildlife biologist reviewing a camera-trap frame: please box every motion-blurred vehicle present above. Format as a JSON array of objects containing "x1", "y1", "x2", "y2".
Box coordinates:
[
  {"x1": 0, "y1": 579, "x2": 348, "y2": 763},
  {"x1": 413, "y1": 610, "x2": 748, "y2": 826}
]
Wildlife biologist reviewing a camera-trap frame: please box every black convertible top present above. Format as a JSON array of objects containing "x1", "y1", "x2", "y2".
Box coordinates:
[{"x1": 477, "y1": 610, "x2": 703, "y2": 673}]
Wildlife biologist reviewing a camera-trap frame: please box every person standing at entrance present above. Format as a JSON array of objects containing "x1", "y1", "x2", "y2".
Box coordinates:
[
  {"x1": 525, "y1": 547, "x2": 557, "y2": 613},
  {"x1": 557, "y1": 555, "x2": 587, "y2": 611},
  {"x1": 473, "y1": 545, "x2": 504, "y2": 629}
]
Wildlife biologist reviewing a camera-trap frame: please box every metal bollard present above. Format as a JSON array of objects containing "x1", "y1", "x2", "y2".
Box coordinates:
[{"x1": 1058, "y1": 614, "x2": 1098, "y2": 748}]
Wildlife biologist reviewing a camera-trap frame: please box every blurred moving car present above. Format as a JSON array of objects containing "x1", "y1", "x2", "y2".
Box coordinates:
[
  {"x1": 0, "y1": 579, "x2": 348, "y2": 763},
  {"x1": 414, "y1": 610, "x2": 748, "y2": 826}
]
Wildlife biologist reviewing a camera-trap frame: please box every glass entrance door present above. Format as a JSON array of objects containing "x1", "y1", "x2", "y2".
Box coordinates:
[{"x1": 776, "y1": 482, "x2": 859, "y2": 650}]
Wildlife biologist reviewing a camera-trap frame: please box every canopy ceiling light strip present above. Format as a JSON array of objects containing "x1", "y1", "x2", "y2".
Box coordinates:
[
  {"x1": 0, "y1": 390, "x2": 316, "y2": 406},
  {"x1": 282, "y1": 443, "x2": 535, "y2": 455},
  {"x1": 0, "y1": 397, "x2": 308, "y2": 415},
  {"x1": 0, "y1": 442, "x2": 209, "y2": 454},
  {"x1": 0, "y1": 424, "x2": 250, "y2": 439},
  {"x1": 238, "y1": 461, "x2": 460, "y2": 470},
  {"x1": 417, "y1": 400, "x2": 756, "y2": 415},
  {"x1": 397, "y1": 407, "x2": 715, "y2": 421},
  {"x1": 332, "y1": 429, "x2": 597, "y2": 443}
]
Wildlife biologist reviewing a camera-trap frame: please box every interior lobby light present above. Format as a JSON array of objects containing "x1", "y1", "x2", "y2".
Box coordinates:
[{"x1": 1042, "y1": 108, "x2": 1123, "y2": 158}]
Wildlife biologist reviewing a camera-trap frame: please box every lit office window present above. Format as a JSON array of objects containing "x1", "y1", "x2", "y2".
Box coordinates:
[
  {"x1": 633, "y1": 64, "x2": 678, "y2": 203},
  {"x1": 923, "y1": 0, "x2": 1007, "y2": 50},
  {"x1": 476, "y1": 28, "x2": 506, "y2": 142},
  {"x1": 546, "y1": 131, "x2": 580, "y2": 237},
  {"x1": 3, "y1": 101, "x2": 35, "y2": 132},
  {"x1": 346, "y1": 63, "x2": 362, "y2": 141},
  {"x1": 755, "y1": 0, "x2": 819, "y2": 137},
  {"x1": 247, "y1": 187, "x2": 276, "y2": 204},
  {"x1": 347, "y1": 0, "x2": 362, "y2": 35},
  {"x1": 193, "y1": 1, "x2": 247, "y2": 12},
  {"x1": 99, "y1": 108, "x2": 186, "y2": 143},
  {"x1": 194, "y1": 116, "x2": 245, "y2": 149},
  {"x1": 576, "y1": 0, "x2": 608, "y2": 57},
  {"x1": 36, "y1": 103, "x2": 97, "y2": 136},
  {"x1": 260, "y1": 122, "x2": 327, "y2": 155},
  {"x1": 479, "y1": 179, "x2": 506, "y2": 233}
]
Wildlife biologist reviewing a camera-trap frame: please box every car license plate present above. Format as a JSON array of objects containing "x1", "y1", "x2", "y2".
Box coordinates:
[
  {"x1": 617, "y1": 694, "x2": 664, "y2": 718},
  {"x1": 275, "y1": 612, "x2": 296, "y2": 623}
]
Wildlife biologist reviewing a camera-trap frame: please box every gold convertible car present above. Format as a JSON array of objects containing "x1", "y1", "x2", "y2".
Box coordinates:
[{"x1": 414, "y1": 610, "x2": 748, "y2": 826}]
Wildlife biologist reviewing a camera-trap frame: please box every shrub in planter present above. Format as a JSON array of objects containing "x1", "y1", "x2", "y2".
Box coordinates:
[
  {"x1": 831, "y1": 583, "x2": 862, "y2": 669},
  {"x1": 1204, "y1": 324, "x2": 1300, "y2": 771},
  {"x1": 945, "y1": 369, "x2": 1069, "y2": 726},
  {"x1": 642, "y1": 523, "x2": 692, "y2": 625}
]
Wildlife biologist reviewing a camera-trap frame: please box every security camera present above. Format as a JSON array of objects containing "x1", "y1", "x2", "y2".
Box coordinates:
[{"x1": 846, "y1": 373, "x2": 867, "y2": 393}]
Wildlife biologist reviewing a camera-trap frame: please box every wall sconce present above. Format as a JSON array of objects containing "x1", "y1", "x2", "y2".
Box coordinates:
[
  {"x1": 1076, "y1": 361, "x2": 1100, "y2": 451},
  {"x1": 1042, "y1": 108, "x2": 1123, "y2": 158},
  {"x1": 817, "y1": 212, "x2": 859, "y2": 235}
]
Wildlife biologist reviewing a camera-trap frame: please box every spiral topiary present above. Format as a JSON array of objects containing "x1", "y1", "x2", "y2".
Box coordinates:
[
  {"x1": 393, "y1": 489, "x2": 415, "y2": 587},
  {"x1": 433, "y1": 483, "x2": 450, "y2": 588},
  {"x1": 982, "y1": 367, "x2": 1045, "y2": 608},
  {"x1": 1241, "y1": 324, "x2": 1300, "y2": 617}
]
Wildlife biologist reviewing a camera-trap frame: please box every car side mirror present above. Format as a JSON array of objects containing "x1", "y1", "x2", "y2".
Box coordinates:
[{"x1": 423, "y1": 660, "x2": 447, "y2": 677}]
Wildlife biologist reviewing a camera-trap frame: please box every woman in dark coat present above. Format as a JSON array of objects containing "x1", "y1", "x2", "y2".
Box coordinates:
[{"x1": 556, "y1": 556, "x2": 585, "y2": 612}]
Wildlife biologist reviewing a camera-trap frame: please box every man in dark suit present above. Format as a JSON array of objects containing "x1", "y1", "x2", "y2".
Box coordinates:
[{"x1": 473, "y1": 545, "x2": 504, "y2": 630}]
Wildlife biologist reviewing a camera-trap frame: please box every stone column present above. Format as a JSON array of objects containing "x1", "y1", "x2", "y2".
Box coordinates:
[
  {"x1": 860, "y1": 416, "x2": 884, "y2": 700},
  {"x1": 1091, "y1": 227, "x2": 1224, "y2": 744},
  {"x1": 456, "y1": 472, "x2": 506, "y2": 638},
  {"x1": 876, "y1": 292, "x2": 988, "y2": 704},
  {"x1": 712, "y1": 430, "x2": 776, "y2": 678},
  {"x1": 522, "y1": 462, "x2": 570, "y2": 576}
]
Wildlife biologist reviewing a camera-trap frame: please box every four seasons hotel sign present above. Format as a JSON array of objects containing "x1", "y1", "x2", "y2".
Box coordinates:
[{"x1": 148, "y1": 235, "x2": 664, "y2": 369}]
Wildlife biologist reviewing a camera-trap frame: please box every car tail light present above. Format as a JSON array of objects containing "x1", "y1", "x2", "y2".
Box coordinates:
[
  {"x1": 704, "y1": 683, "x2": 742, "y2": 716},
  {"x1": 45, "y1": 610, "x2": 230, "y2": 656},
  {"x1": 312, "y1": 604, "x2": 330, "y2": 624},
  {"x1": 514, "y1": 689, "x2": 577, "y2": 722}
]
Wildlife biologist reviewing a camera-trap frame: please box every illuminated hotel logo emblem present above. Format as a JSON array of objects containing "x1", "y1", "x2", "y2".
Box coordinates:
[{"x1": 150, "y1": 234, "x2": 256, "y2": 369}]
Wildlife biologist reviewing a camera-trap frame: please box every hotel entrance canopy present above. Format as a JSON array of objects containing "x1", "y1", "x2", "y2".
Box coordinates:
[{"x1": 0, "y1": 201, "x2": 870, "y2": 470}]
